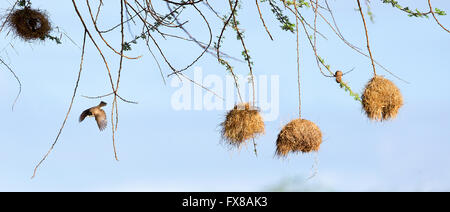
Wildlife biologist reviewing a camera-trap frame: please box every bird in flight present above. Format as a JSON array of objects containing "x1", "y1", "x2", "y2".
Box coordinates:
[{"x1": 79, "y1": 101, "x2": 107, "y2": 131}]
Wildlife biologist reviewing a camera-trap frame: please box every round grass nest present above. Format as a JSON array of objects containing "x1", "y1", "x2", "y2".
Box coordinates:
[
  {"x1": 276, "y1": 118, "x2": 322, "y2": 157},
  {"x1": 220, "y1": 103, "x2": 265, "y2": 147},
  {"x1": 7, "y1": 7, "x2": 51, "y2": 41},
  {"x1": 362, "y1": 76, "x2": 403, "y2": 121}
]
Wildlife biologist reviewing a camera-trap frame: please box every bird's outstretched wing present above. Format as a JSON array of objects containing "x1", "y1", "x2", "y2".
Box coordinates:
[
  {"x1": 79, "y1": 109, "x2": 92, "y2": 122},
  {"x1": 95, "y1": 109, "x2": 107, "y2": 131}
]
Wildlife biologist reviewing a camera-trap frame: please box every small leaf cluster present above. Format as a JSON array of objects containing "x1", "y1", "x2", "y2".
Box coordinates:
[
  {"x1": 18, "y1": 0, "x2": 31, "y2": 8},
  {"x1": 42, "y1": 34, "x2": 61, "y2": 44},
  {"x1": 122, "y1": 33, "x2": 146, "y2": 51},
  {"x1": 284, "y1": 0, "x2": 310, "y2": 8},
  {"x1": 382, "y1": 0, "x2": 446, "y2": 17},
  {"x1": 262, "y1": 0, "x2": 297, "y2": 33},
  {"x1": 339, "y1": 82, "x2": 362, "y2": 102}
]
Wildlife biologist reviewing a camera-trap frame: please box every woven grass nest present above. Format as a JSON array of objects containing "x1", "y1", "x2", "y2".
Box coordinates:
[
  {"x1": 276, "y1": 119, "x2": 322, "y2": 157},
  {"x1": 362, "y1": 76, "x2": 403, "y2": 121},
  {"x1": 7, "y1": 7, "x2": 51, "y2": 41},
  {"x1": 221, "y1": 103, "x2": 265, "y2": 147}
]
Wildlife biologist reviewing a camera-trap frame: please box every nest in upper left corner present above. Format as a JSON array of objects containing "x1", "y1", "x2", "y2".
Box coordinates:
[{"x1": 6, "y1": 7, "x2": 51, "y2": 41}]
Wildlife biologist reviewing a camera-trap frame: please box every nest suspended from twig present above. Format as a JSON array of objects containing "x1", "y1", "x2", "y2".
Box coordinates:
[
  {"x1": 276, "y1": 118, "x2": 322, "y2": 157},
  {"x1": 220, "y1": 103, "x2": 265, "y2": 148},
  {"x1": 362, "y1": 76, "x2": 403, "y2": 121},
  {"x1": 7, "y1": 7, "x2": 51, "y2": 41}
]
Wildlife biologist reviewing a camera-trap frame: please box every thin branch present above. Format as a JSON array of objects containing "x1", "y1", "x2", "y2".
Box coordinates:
[
  {"x1": 31, "y1": 31, "x2": 87, "y2": 179},
  {"x1": 356, "y1": 0, "x2": 377, "y2": 76},
  {"x1": 255, "y1": 0, "x2": 274, "y2": 40},
  {"x1": 294, "y1": 0, "x2": 301, "y2": 118},
  {"x1": 0, "y1": 57, "x2": 22, "y2": 111},
  {"x1": 428, "y1": 0, "x2": 450, "y2": 33}
]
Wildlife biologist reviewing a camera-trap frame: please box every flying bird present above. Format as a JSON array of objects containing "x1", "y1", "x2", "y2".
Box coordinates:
[{"x1": 79, "y1": 101, "x2": 107, "y2": 131}]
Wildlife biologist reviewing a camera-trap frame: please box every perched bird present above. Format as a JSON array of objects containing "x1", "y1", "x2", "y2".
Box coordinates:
[
  {"x1": 79, "y1": 101, "x2": 107, "y2": 131},
  {"x1": 334, "y1": 70, "x2": 343, "y2": 83}
]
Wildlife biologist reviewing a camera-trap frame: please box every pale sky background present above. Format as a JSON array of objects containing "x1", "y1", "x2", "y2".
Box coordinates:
[{"x1": 0, "y1": 0, "x2": 449, "y2": 191}]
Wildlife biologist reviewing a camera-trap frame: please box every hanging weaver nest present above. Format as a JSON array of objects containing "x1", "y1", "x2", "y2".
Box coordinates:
[
  {"x1": 7, "y1": 7, "x2": 51, "y2": 41},
  {"x1": 362, "y1": 76, "x2": 403, "y2": 121},
  {"x1": 220, "y1": 103, "x2": 265, "y2": 148},
  {"x1": 276, "y1": 119, "x2": 322, "y2": 157}
]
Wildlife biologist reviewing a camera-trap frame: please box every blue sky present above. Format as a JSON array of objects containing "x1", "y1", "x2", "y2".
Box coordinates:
[{"x1": 0, "y1": 0, "x2": 449, "y2": 191}]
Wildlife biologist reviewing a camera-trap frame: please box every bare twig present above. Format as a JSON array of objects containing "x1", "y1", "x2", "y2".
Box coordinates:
[
  {"x1": 356, "y1": 0, "x2": 377, "y2": 76},
  {"x1": 428, "y1": 0, "x2": 450, "y2": 33},
  {"x1": 0, "y1": 57, "x2": 22, "y2": 111},
  {"x1": 255, "y1": 0, "x2": 274, "y2": 40},
  {"x1": 32, "y1": 31, "x2": 87, "y2": 179}
]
